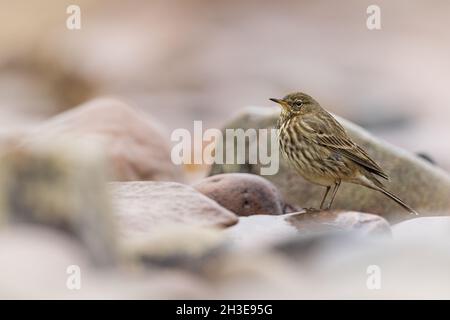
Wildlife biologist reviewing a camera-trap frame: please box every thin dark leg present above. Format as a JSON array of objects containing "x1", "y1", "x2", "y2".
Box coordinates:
[
  {"x1": 319, "y1": 186, "x2": 331, "y2": 209},
  {"x1": 327, "y1": 180, "x2": 341, "y2": 209}
]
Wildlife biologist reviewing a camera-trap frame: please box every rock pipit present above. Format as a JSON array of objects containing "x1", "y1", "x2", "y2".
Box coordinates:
[{"x1": 270, "y1": 92, "x2": 418, "y2": 215}]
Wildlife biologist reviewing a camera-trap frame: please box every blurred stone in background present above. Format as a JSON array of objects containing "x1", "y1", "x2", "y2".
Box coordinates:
[
  {"x1": 25, "y1": 98, "x2": 183, "y2": 182},
  {"x1": 110, "y1": 181, "x2": 238, "y2": 241},
  {"x1": 1, "y1": 0, "x2": 450, "y2": 171},
  {"x1": 1, "y1": 0, "x2": 450, "y2": 299},
  {"x1": 0, "y1": 138, "x2": 117, "y2": 265}
]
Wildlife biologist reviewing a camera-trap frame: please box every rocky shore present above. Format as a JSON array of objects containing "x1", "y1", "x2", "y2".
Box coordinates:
[{"x1": 1, "y1": 98, "x2": 450, "y2": 299}]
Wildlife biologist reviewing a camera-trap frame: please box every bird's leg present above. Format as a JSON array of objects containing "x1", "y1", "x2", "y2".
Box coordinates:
[
  {"x1": 327, "y1": 180, "x2": 341, "y2": 209},
  {"x1": 319, "y1": 186, "x2": 331, "y2": 210}
]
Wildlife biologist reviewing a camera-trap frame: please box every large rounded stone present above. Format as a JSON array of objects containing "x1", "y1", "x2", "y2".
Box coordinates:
[
  {"x1": 124, "y1": 226, "x2": 225, "y2": 269},
  {"x1": 110, "y1": 181, "x2": 238, "y2": 241},
  {"x1": 286, "y1": 210, "x2": 392, "y2": 237},
  {"x1": 0, "y1": 139, "x2": 117, "y2": 266},
  {"x1": 210, "y1": 107, "x2": 450, "y2": 223},
  {"x1": 392, "y1": 217, "x2": 450, "y2": 242},
  {"x1": 225, "y1": 210, "x2": 391, "y2": 250},
  {"x1": 193, "y1": 173, "x2": 286, "y2": 216},
  {"x1": 23, "y1": 98, "x2": 183, "y2": 182},
  {"x1": 0, "y1": 225, "x2": 91, "y2": 299}
]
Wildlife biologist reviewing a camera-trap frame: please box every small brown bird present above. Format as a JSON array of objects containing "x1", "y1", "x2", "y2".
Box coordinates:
[{"x1": 270, "y1": 92, "x2": 418, "y2": 215}]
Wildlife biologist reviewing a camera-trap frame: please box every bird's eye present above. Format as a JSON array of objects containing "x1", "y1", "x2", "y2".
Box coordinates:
[{"x1": 294, "y1": 100, "x2": 303, "y2": 108}]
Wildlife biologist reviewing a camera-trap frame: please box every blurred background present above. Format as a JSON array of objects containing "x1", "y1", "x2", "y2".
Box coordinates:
[
  {"x1": 2, "y1": 0, "x2": 450, "y2": 300},
  {"x1": 1, "y1": 0, "x2": 449, "y2": 169}
]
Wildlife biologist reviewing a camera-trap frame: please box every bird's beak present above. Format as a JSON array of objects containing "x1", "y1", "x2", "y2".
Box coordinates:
[{"x1": 270, "y1": 98, "x2": 289, "y2": 110}]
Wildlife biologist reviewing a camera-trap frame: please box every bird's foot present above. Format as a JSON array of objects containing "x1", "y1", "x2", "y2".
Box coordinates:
[
  {"x1": 303, "y1": 207, "x2": 321, "y2": 213},
  {"x1": 303, "y1": 207, "x2": 335, "y2": 213}
]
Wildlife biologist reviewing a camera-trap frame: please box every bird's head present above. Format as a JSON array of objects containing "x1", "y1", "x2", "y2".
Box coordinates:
[{"x1": 270, "y1": 92, "x2": 319, "y2": 116}]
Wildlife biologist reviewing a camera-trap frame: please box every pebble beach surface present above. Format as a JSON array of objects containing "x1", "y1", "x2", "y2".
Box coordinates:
[{"x1": 1, "y1": 98, "x2": 450, "y2": 299}]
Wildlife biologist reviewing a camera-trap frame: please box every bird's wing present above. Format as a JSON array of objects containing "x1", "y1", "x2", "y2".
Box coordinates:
[{"x1": 301, "y1": 113, "x2": 389, "y2": 180}]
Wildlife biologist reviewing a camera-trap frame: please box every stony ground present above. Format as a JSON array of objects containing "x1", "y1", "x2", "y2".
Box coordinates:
[
  {"x1": 1, "y1": 99, "x2": 450, "y2": 299},
  {"x1": 1, "y1": 0, "x2": 450, "y2": 299}
]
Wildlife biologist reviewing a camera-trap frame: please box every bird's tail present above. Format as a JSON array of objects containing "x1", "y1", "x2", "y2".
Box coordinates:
[
  {"x1": 376, "y1": 186, "x2": 419, "y2": 215},
  {"x1": 363, "y1": 174, "x2": 418, "y2": 215}
]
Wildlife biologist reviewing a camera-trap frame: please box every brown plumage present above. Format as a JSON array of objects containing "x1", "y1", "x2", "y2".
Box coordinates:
[{"x1": 270, "y1": 92, "x2": 418, "y2": 215}]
